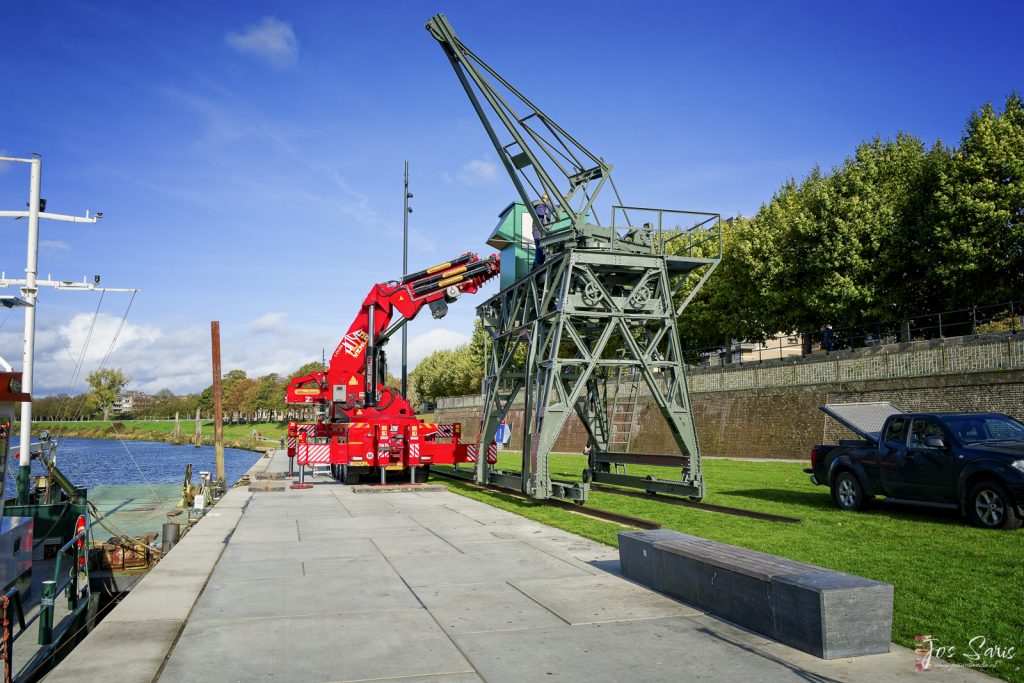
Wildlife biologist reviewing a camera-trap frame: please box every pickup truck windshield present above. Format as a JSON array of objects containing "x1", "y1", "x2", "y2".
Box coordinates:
[{"x1": 944, "y1": 415, "x2": 1024, "y2": 444}]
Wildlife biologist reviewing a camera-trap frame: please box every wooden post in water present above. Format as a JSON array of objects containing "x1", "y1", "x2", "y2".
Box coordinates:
[
  {"x1": 211, "y1": 321, "x2": 225, "y2": 489},
  {"x1": 174, "y1": 411, "x2": 181, "y2": 439},
  {"x1": 194, "y1": 408, "x2": 201, "y2": 447}
]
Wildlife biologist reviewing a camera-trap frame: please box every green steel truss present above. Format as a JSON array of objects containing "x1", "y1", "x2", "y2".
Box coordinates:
[
  {"x1": 427, "y1": 13, "x2": 722, "y2": 502},
  {"x1": 475, "y1": 245, "x2": 718, "y2": 502}
]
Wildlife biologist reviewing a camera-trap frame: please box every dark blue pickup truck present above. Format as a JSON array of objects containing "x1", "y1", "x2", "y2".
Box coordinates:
[{"x1": 806, "y1": 403, "x2": 1024, "y2": 530}]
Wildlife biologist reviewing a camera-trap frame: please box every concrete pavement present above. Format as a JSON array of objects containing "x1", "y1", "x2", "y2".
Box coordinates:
[{"x1": 48, "y1": 451, "x2": 993, "y2": 682}]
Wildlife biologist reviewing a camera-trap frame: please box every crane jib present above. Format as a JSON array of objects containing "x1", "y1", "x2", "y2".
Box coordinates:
[
  {"x1": 411, "y1": 261, "x2": 494, "y2": 295},
  {"x1": 406, "y1": 264, "x2": 470, "y2": 291},
  {"x1": 400, "y1": 253, "x2": 474, "y2": 285}
]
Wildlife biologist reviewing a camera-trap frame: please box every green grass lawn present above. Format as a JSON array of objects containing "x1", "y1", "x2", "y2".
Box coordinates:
[
  {"x1": 31, "y1": 419, "x2": 286, "y2": 446},
  {"x1": 441, "y1": 453, "x2": 1024, "y2": 682}
]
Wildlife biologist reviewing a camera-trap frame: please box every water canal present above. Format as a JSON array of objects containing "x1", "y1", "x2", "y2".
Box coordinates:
[{"x1": 5, "y1": 437, "x2": 263, "y2": 492}]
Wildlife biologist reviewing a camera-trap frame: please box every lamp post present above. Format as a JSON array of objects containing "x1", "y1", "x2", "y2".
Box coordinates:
[{"x1": 402, "y1": 161, "x2": 413, "y2": 397}]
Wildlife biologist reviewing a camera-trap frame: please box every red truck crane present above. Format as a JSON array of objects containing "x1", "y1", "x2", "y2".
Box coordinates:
[{"x1": 285, "y1": 251, "x2": 500, "y2": 484}]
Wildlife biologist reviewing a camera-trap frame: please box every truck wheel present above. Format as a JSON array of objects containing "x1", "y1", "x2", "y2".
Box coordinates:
[
  {"x1": 831, "y1": 471, "x2": 867, "y2": 511},
  {"x1": 967, "y1": 481, "x2": 1022, "y2": 530},
  {"x1": 342, "y1": 466, "x2": 360, "y2": 486}
]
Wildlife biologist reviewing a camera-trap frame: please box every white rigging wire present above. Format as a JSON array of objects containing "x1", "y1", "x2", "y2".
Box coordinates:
[
  {"x1": 49, "y1": 291, "x2": 167, "y2": 505},
  {"x1": 55, "y1": 291, "x2": 106, "y2": 422},
  {"x1": 0, "y1": 307, "x2": 14, "y2": 332}
]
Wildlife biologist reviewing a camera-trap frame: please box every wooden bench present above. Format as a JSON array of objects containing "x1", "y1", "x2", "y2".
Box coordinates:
[{"x1": 619, "y1": 530, "x2": 893, "y2": 659}]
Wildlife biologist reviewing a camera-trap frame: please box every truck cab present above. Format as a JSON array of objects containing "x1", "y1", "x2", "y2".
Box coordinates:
[{"x1": 807, "y1": 403, "x2": 1024, "y2": 530}]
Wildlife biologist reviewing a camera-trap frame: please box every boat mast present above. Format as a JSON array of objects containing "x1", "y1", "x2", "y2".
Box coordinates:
[{"x1": 0, "y1": 153, "x2": 134, "y2": 503}]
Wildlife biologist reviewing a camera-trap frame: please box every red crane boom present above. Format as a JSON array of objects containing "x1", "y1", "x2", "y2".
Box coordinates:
[{"x1": 284, "y1": 251, "x2": 500, "y2": 484}]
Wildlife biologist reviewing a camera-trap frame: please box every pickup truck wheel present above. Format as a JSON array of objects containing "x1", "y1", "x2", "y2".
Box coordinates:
[
  {"x1": 967, "y1": 481, "x2": 1022, "y2": 530},
  {"x1": 831, "y1": 471, "x2": 867, "y2": 511}
]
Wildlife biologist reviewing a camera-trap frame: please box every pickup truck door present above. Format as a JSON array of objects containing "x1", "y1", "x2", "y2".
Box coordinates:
[
  {"x1": 901, "y1": 418, "x2": 957, "y2": 501},
  {"x1": 878, "y1": 416, "x2": 909, "y2": 496}
]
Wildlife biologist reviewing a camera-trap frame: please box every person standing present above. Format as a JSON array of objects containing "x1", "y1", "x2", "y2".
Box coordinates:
[
  {"x1": 823, "y1": 324, "x2": 835, "y2": 354},
  {"x1": 531, "y1": 194, "x2": 555, "y2": 268}
]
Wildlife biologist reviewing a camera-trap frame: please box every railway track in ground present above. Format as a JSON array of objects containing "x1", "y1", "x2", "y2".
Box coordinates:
[
  {"x1": 428, "y1": 469, "x2": 800, "y2": 527},
  {"x1": 428, "y1": 469, "x2": 661, "y2": 529},
  {"x1": 589, "y1": 484, "x2": 800, "y2": 524}
]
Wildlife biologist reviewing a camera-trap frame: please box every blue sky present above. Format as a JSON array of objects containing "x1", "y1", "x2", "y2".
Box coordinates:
[{"x1": 1, "y1": 0, "x2": 1022, "y2": 395}]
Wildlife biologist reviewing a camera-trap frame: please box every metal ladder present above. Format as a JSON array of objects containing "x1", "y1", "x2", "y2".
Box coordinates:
[{"x1": 607, "y1": 367, "x2": 640, "y2": 472}]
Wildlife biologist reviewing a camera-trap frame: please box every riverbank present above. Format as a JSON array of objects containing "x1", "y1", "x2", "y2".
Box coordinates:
[{"x1": 25, "y1": 420, "x2": 286, "y2": 452}]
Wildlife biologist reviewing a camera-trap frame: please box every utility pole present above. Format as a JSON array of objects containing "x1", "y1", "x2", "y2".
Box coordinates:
[
  {"x1": 402, "y1": 161, "x2": 413, "y2": 397},
  {"x1": 211, "y1": 321, "x2": 225, "y2": 489},
  {"x1": 0, "y1": 154, "x2": 103, "y2": 504}
]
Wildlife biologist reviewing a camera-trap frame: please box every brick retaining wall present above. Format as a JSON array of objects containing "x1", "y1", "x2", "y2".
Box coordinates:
[{"x1": 435, "y1": 333, "x2": 1024, "y2": 459}]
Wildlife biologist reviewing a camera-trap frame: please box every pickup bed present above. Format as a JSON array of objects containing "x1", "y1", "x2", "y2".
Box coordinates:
[{"x1": 806, "y1": 404, "x2": 1024, "y2": 530}]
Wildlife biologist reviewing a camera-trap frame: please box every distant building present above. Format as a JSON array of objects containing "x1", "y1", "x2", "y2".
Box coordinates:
[
  {"x1": 702, "y1": 333, "x2": 806, "y2": 366},
  {"x1": 112, "y1": 390, "x2": 148, "y2": 415}
]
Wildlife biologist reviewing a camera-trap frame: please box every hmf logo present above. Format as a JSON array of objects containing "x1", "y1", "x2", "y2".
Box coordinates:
[{"x1": 341, "y1": 330, "x2": 369, "y2": 358}]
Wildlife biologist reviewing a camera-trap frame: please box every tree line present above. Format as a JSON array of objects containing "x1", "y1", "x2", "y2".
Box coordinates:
[
  {"x1": 33, "y1": 362, "x2": 330, "y2": 422},
  {"x1": 410, "y1": 93, "x2": 1024, "y2": 400},
  {"x1": 679, "y1": 92, "x2": 1023, "y2": 353}
]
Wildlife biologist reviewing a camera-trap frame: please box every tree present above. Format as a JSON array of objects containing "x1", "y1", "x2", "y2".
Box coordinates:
[
  {"x1": 85, "y1": 368, "x2": 131, "y2": 420},
  {"x1": 934, "y1": 92, "x2": 1024, "y2": 308},
  {"x1": 673, "y1": 215, "x2": 767, "y2": 354},
  {"x1": 248, "y1": 373, "x2": 287, "y2": 419},
  {"x1": 224, "y1": 377, "x2": 256, "y2": 419},
  {"x1": 290, "y1": 361, "x2": 325, "y2": 379},
  {"x1": 410, "y1": 343, "x2": 484, "y2": 405},
  {"x1": 149, "y1": 388, "x2": 177, "y2": 418}
]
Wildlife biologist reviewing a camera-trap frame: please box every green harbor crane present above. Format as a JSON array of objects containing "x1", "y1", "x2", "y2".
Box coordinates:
[{"x1": 427, "y1": 14, "x2": 722, "y2": 503}]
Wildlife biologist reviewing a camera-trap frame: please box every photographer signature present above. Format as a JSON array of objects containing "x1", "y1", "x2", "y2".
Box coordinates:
[{"x1": 916, "y1": 635, "x2": 1016, "y2": 670}]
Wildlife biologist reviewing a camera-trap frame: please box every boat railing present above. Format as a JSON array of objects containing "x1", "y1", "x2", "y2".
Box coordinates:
[{"x1": 38, "y1": 523, "x2": 91, "y2": 646}]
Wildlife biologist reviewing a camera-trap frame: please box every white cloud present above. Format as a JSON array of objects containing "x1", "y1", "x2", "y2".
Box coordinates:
[
  {"x1": 456, "y1": 159, "x2": 498, "y2": 186},
  {"x1": 248, "y1": 311, "x2": 288, "y2": 335},
  {"x1": 406, "y1": 328, "x2": 470, "y2": 368},
  {"x1": 0, "y1": 310, "x2": 318, "y2": 398},
  {"x1": 40, "y1": 240, "x2": 70, "y2": 253},
  {"x1": 225, "y1": 17, "x2": 299, "y2": 69},
  {"x1": 0, "y1": 307, "x2": 476, "y2": 400}
]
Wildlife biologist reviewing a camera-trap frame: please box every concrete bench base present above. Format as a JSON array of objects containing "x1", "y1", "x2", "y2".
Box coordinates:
[{"x1": 619, "y1": 530, "x2": 893, "y2": 659}]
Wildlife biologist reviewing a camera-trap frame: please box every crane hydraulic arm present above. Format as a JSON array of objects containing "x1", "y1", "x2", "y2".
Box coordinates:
[{"x1": 285, "y1": 251, "x2": 499, "y2": 416}]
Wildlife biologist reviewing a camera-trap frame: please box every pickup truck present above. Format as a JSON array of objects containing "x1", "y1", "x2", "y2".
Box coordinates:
[{"x1": 806, "y1": 403, "x2": 1024, "y2": 530}]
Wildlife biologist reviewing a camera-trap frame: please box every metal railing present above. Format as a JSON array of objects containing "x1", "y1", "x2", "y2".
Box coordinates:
[
  {"x1": 611, "y1": 206, "x2": 722, "y2": 258},
  {"x1": 38, "y1": 525, "x2": 90, "y2": 646},
  {"x1": 685, "y1": 300, "x2": 1024, "y2": 367}
]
